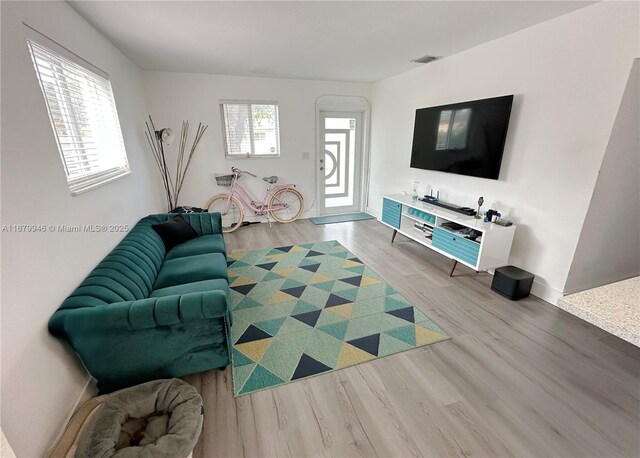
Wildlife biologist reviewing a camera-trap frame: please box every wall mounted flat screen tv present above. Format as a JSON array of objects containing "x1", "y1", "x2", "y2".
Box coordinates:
[{"x1": 410, "y1": 95, "x2": 514, "y2": 180}]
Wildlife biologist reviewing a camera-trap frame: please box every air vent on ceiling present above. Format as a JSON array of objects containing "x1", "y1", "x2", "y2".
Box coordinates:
[{"x1": 411, "y1": 55, "x2": 441, "y2": 64}]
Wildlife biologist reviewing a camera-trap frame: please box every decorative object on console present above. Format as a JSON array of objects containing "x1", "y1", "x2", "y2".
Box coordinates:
[
  {"x1": 484, "y1": 209, "x2": 502, "y2": 223},
  {"x1": 411, "y1": 181, "x2": 420, "y2": 201},
  {"x1": 495, "y1": 219, "x2": 513, "y2": 227},
  {"x1": 145, "y1": 116, "x2": 208, "y2": 211},
  {"x1": 475, "y1": 196, "x2": 484, "y2": 219}
]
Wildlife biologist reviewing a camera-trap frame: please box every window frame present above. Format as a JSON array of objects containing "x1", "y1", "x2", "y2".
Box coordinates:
[
  {"x1": 219, "y1": 100, "x2": 281, "y2": 158},
  {"x1": 26, "y1": 29, "x2": 130, "y2": 195}
]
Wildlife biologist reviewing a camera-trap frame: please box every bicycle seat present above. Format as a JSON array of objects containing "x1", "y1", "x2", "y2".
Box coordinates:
[{"x1": 263, "y1": 176, "x2": 278, "y2": 184}]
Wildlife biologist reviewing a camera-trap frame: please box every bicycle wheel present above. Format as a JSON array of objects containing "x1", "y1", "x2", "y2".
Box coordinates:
[
  {"x1": 204, "y1": 194, "x2": 244, "y2": 233},
  {"x1": 269, "y1": 188, "x2": 304, "y2": 223}
]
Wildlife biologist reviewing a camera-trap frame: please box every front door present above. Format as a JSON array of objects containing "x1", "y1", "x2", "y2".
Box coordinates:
[{"x1": 318, "y1": 111, "x2": 364, "y2": 215}]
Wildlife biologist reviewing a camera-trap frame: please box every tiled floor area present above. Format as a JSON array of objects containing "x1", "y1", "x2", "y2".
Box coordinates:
[{"x1": 558, "y1": 276, "x2": 639, "y2": 347}]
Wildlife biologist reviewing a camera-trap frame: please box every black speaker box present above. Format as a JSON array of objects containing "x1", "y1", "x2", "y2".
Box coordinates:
[{"x1": 491, "y1": 265, "x2": 534, "y2": 300}]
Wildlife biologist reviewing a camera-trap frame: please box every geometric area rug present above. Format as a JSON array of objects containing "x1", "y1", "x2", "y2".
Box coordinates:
[{"x1": 228, "y1": 240, "x2": 450, "y2": 396}]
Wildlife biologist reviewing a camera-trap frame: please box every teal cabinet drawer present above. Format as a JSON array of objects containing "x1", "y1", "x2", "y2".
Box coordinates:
[
  {"x1": 432, "y1": 227, "x2": 480, "y2": 266},
  {"x1": 382, "y1": 198, "x2": 401, "y2": 229}
]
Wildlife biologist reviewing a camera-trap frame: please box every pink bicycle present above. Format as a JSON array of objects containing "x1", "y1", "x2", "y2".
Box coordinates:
[{"x1": 205, "y1": 166, "x2": 304, "y2": 232}]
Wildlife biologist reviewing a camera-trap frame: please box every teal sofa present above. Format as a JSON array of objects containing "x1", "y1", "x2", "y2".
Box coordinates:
[{"x1": 49, "y1": 213, "x2": 231, "y2": 393}]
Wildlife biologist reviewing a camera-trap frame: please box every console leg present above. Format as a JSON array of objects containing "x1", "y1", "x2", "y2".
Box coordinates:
[
  {"x1": 391, "y1": 229, "x2": 397, "y2": 243},
  {"x1": 449, "y1": 260, "x2": 458, "y2": 277}
]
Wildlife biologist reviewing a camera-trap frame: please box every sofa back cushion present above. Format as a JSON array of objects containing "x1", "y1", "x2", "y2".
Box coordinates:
[{"x1": 58, "y1": 216, "x2": 165, "y2": 310}]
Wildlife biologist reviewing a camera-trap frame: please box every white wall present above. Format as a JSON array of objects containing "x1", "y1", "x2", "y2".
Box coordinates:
[
  {"x1": 367, "y1": 1, "x2": 639, "y2": 303},
  {"x1": 0, "y1": 2, "x2": 162, "y2": 456},
  {"x1": 142, "y1": 72, "x2": 370, "y2": 217},
  {"x1": 564, "y1": 60, "x2": 640, "y2": 294}
]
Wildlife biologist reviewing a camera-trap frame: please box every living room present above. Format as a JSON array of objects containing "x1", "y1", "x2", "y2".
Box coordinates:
[{"x1": 1, "y1": 1, "x2": 638, "y2": 457}]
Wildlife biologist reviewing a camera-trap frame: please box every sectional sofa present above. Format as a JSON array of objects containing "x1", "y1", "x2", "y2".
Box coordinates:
[{"x1": 48, "y1": 213, "x2": 231, "y2": 393}]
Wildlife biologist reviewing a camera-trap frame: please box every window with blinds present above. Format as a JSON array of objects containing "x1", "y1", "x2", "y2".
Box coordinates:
[
  {"x1": 27, "y1": 38, "x2": 130, "y2": 195},
  {"x1": 220, "y1": 101, "x2": 280, "y2": 157}
]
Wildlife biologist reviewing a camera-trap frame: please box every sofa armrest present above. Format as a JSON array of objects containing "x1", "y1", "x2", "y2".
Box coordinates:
[
  {"x1": 150, "y1": 212, "x2": 223, "y2": 236},
  {"x1": 50, "y1": 290, "x2": 231, "y2": 392},
  {"x1": 50, "y1": 290, "x2": 229, "y2": 336}
]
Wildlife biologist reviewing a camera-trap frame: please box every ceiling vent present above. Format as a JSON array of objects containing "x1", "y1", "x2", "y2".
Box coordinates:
[{"x1": 411, "y1": 55, "x2": 441, "y2": 64}]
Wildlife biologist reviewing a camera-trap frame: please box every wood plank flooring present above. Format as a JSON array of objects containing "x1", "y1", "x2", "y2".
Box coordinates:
[{"x1": 184, "y1": 219, "x2": 640, "y2": 457}]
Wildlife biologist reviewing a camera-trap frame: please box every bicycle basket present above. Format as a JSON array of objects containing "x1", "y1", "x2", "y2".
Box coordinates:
[{"x1": 214, "y1": 174, "x2": 234, "y2": 186}]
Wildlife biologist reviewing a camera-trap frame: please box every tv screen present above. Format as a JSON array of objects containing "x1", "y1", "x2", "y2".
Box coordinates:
[{"x1": 410, "y1": 95, "x2": 513, "y2": 180}]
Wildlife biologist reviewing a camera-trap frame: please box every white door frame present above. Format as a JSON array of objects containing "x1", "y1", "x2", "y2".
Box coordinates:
[{"x1": 315, "y1": 95, "x2": 371, "y2": 217}]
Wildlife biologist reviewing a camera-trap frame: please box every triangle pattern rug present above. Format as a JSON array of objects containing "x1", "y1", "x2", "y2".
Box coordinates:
[{"x1": 229, "y1": 240, "x2": 449, "y2": 396}]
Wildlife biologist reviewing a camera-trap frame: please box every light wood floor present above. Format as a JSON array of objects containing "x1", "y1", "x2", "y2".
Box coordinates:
[{"x1": 184, "y1": 219, "x2": 640, "y2": 458}]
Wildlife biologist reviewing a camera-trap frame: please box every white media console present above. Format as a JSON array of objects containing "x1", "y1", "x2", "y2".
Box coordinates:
[{"x1": 380, "y1": 194, "x2": 516, "y2": 276}]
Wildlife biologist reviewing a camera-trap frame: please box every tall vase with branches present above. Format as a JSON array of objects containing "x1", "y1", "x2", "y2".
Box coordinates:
[{"x1": 145, "y1": 116, "x2": 208, "y2": 211}]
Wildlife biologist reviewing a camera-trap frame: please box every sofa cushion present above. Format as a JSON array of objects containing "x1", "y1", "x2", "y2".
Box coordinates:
[
  {"x1": 165, "y1": 234, "x2": 226, "y2": 260},
  {"x1": 154, "y1": 253, "x2": 228, "y2": 290},
  {"x1": 150, "y1": 278, "x2": 230, "y2": 298},
  {"x1": 152, "y1": 215, "x2": 199, "y2": 252}
]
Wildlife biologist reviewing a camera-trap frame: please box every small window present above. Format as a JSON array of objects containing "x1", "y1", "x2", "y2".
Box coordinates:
[
  {"x1": 220, "y1": 101, "x2": 280, "y2": 157},
  {"x1": 28, "y1": 37, "x2": 130, "y2": 195}
]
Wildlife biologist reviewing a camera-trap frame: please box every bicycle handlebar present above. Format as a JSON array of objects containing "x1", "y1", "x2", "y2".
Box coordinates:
[{"x1": 232, "y1": 166, "x2": 257, "y2": 177}]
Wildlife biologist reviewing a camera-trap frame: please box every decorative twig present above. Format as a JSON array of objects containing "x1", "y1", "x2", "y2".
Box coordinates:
[
  {"x1": 145, "y1": 116, "x2": 208, "y2": 211},
  {"x1": 145, "y1": 118, "x2": 172, "y2": 211},
  {"x1": 175, "y1": 123, "x2": 207, "y2": 206}
]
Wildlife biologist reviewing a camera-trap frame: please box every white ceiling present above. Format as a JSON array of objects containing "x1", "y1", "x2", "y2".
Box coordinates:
[{"x1": 69, "y1": 1, "x2": 593, "y2": 83}]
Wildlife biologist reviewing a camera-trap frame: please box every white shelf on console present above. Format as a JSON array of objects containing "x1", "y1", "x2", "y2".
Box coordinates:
[{"x1": 400, "y1": 217, "x2": 433, "y2": 246}]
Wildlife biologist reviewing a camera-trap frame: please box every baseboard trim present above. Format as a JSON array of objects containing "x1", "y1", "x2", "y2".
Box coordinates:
[
  {"x1": 366, "y1": 206, "x2": 381, "y2": 219},
  {"x1": 531, "y1": 280, "x2": 563, "y2": 305}
]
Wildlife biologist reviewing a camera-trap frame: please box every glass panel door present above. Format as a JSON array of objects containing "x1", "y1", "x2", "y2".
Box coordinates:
[{"x1": 319, "y1": 112, "x2": 363, "y2": 215}]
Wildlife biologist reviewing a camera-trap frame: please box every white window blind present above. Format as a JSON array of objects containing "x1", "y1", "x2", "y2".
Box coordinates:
[
  {"x1": 220, "y1": 101, "x2": 280, "y2": 157},
  {"x1": 27, "y1": 38, "x2": 130, "y2": 195}
]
